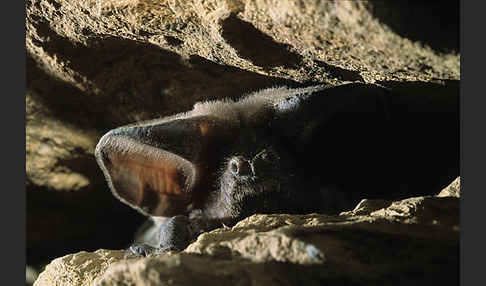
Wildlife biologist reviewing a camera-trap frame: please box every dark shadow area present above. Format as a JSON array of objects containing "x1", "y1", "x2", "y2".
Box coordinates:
[
  {"x1": 25, "y1": 153, "x2": 146, "y2": 266},
  {"x1": 26, "y1": 183, "x2": 146, "y2": 266},
  {"x1": 165, "y1": 36, "x2": 184, "y2": 47},
  {"x1": 301, "y1": 81, "x2": 459, "y2": 206},
  {"x1": 221, "y1": 14, "x2": 303, "y2": 68},
  {"x1": 369, "y1": 2, "x2": 459, "y2": 53},
  {"x1": 314, "y1": 60, "x2": 364, "y2": 82}
]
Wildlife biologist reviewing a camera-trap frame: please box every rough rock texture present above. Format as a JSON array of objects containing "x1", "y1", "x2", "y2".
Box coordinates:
[
  {"x1": 34, "y1": 250, "x2": 126, "y2": 286},
  {"x1": 26, "y1": 0, "x2": 459, "y2": 282},
  {"x1": 34, "y1": 177, "x2": 460, "y2": 286},
  {"x1": 437, "y1": 177, "x2": 461, "y2": 198}
]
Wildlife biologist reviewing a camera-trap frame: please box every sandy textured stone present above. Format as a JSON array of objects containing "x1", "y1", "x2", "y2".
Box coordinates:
[
  {"x1": 34, "y1": 195, "x2": 459, "y2": 286},
  {"x1": 26, "y1": 93, "x2": 100, "y2": 191},
  {"x1": 437, "y1": 177, "x2": 461, "y2": 197},
  {"x1": 33, "y1": 249, "x2": 125, "y2": 286},
  {"x1": 26, "y1": 0, "x2": 459, "y2": 131}
]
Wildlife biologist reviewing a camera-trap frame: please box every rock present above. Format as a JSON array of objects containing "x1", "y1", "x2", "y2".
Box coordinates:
[
  {"x1": 33, "y1": 250, "x2": 125, "y2": 286},
  {"x1": 34, "y1": 194, "x2": 459, "y2": 286},
  {"x1": 437, "y1": 177, "x2": 461, "y2": 198},
  {"x1": 26, "y1": 93, "x2": 99, "y2": 192}
]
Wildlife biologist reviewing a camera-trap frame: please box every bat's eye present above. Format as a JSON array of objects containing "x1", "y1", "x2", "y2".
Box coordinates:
[
  {"x1": 255, "y1": 149, "x2": 279, "y2": 162},
  {"x1": 229, "y1": 156, "x2": 252, "y2": 176}
]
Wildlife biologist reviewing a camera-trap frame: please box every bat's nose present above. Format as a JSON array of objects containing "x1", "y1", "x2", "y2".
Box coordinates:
[{"x1": 229, "y1": 156, "x2": 253, "y2": 176}]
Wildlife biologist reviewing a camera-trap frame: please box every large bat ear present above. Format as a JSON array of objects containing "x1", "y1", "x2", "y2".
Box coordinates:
[{"x1": 95, "y1": 115, "x2": 229, "y2": 217}]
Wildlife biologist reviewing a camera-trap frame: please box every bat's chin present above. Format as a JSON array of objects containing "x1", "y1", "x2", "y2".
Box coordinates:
[{"x1": 95, "y1": 131, "x2": 198, "y2": 217}]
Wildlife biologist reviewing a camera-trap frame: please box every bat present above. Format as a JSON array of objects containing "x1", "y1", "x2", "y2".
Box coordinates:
[{"x1": 95, "y1": 82, "x2": 459, "y2": 255}]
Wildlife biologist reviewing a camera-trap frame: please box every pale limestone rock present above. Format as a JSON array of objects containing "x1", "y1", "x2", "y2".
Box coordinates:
[
  {"x1": 35, "y1": 196, "x2": 459, "y2": 286},
  {"x1": 437, "y1": 177, "x2": 461, "y2": 197},
  {"x1": 34, "y1": 250, "x2": 125, "y2": 286}
]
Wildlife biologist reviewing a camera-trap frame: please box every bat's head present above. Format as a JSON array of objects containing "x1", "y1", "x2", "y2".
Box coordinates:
[{"x1": 95, "y1": 99, "x2": 302, "y2": 220}]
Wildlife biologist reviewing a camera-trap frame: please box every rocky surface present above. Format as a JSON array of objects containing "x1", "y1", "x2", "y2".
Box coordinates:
[
  {"x1": 34, "y1": 177, "x2": 460, "y2": 286},
  {"x1": 34, "y1": 250, "x2": 126, "y2": 286},
  {"x1": 438, "y1": 177, "x2": 461, "y2": 198},
  {"x1": 26, "y1": 0, "x2": 459, "y2": 283}
]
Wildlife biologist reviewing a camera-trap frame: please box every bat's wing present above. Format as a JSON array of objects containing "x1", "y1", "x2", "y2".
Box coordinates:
[{"x1": 95, "y1": 115, "x2": 234, "y2": 217}]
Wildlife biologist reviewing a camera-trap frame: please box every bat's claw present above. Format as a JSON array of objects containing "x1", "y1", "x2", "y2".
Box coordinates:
[
  {"x1": 125, "y1": 215, "x2": 193, "y2": 259},
  {"x1": 125, "y1": 243, "x2": 157, "y2": 258}
]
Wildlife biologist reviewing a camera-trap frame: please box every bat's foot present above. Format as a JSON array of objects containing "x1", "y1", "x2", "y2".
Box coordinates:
[
  {"x1": 126, "y1": 215, "x2": 194, "y2": 259},
  {"x1": 125, "y1": 243, "x2": 157, "y2": 258}
]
